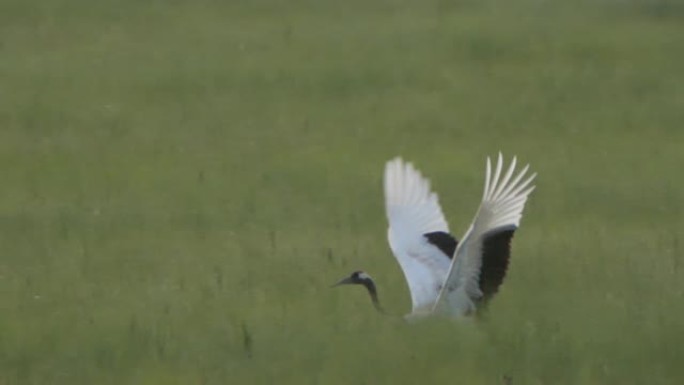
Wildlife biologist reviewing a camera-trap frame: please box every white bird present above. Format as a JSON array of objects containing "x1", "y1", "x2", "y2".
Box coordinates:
[{"x1": 333, "y1": 154, "x2": 536, "y2": 319}]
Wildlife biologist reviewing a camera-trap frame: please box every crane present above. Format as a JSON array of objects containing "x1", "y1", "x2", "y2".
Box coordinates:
[{"x1": 333, "y1": 154, "x2": 536, "y2": 319}]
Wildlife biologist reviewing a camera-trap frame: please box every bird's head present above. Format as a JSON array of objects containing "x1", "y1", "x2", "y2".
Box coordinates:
[
  {"x1": 333, "y1": 270, "x2": 374, "y2": 287},
  {"x1": 333, "y1": 271, "x2": 384, "y2": 313}
]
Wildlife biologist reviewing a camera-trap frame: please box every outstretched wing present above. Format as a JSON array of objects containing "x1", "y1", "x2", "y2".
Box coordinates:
[
  {"x1": 384, "y1": 158, "x2": 456, "y2": 314},
  {"x1": 433, "y1": 154, "x2": 536, "y2": 317}
]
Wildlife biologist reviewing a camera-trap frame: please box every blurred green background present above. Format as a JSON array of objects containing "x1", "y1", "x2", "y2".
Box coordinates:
[{"x1": 1, "y1": 0, "x2": 683, "y2": 383}]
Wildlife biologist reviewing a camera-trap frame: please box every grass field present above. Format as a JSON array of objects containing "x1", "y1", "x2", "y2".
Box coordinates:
[{"x1": 1, "y1": 0, "x2": 683, "y2": 383}]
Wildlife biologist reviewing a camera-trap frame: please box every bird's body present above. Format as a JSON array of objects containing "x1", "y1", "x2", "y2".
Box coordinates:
[{"x1": 334, "y1": 154, "x2": 536, "y2": 319}]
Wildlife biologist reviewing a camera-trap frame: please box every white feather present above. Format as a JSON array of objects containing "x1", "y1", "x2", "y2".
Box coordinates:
[
  {"x1": 384, "y1": 158, "x2": 452, "y2": 313},
  {"x1": 432, "y1": 153, "x2": 536, "y2": 317}
]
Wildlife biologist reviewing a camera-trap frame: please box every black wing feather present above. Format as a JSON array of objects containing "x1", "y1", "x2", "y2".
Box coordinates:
[
  {"x1": 479, "y1": 229, "x2": 515, "y2": 303},
  {"x1": 423, "y1": 231, "x2": 458, "y2": 260}
]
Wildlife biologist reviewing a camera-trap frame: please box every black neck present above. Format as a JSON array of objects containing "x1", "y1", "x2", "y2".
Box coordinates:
[{"x1": 361, "y1": 278, "x2": 385, "y2": 314}]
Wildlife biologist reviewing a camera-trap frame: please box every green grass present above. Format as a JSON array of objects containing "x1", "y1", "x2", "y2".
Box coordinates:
[{"x1": 1, "y1": 0, "x2": 683, "y2": 383}]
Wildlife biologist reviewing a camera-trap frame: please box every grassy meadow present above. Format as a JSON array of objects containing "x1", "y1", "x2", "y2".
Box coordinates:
[{"x1": 1, "y1": 0, "x2": 684, "y2": 383}]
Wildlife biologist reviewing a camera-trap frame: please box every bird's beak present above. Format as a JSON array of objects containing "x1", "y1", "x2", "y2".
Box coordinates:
[{"x1": 331, "y1": 277, "x2": 354, "y2": 287}]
